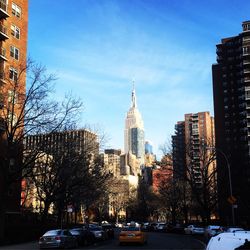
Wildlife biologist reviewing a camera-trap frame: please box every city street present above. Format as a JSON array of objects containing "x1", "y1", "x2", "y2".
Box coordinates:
[{"x1": 0, "y1": 231, "x2": 206, "y2": 250}]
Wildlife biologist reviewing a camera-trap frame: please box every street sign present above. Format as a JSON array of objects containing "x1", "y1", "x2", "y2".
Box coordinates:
[{"x1": 227, "y1": 195, "x2": 237, "y2": 204}]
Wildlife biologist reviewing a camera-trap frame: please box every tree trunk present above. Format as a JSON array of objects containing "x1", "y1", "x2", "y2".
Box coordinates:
[{"x1": 41, "y1": 201, "x2": 51, "y2": 223}]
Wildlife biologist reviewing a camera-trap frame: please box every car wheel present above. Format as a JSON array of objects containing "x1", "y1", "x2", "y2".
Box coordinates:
[
  {"x1": 83, "y1": 238, "x2": 88, "y2": 246},
  {"x1": 74, "y1": 241, "x2": 78, "y2": 249}
]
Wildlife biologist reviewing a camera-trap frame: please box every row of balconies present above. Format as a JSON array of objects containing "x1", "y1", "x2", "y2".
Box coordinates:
[
  {"x1": 244, "y1": 68, "x2": 250, "y2": 74},
  {"x1": 243, "y1": 60, "x2": 250, "y2": 65},
  {"x1": 245, "y1": 77, "x2": 250, "y2": 82}
]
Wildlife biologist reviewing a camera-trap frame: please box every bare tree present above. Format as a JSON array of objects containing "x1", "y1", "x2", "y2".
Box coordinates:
[
  {"x1": 158, "y1": 179, "x2": 192, "y2": 224},
  {"x1": 185, "y1": 139, "x2": 218, "y2": 223},
  {"x1": 0, "y1": 60, "x2": 82, "y2": 241}
]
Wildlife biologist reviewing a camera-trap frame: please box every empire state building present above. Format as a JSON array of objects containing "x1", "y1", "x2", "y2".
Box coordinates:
[{"x1": 124, "y1": 85, "x2": 145, "y2": 165}]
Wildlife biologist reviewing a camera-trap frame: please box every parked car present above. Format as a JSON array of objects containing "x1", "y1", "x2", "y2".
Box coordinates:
[
  {"x1": 70, "y1": 228, "x2": 95, "y2": 246},
  {"x1": 184, "y1": 225, "x2": 205, "y2": 235},
  {"x1": 171, "y1": 224, "x2": 185, "y2": 234},
  {"x1": 141, "y1": 222, "x2": 150, "y2": 231},
  {"x1": 206, "y1": 231, "x2": 250, "y2": 250},
  {"x1": 204, "y1": 225, "x2": 223, "y2": 240},
  {"x1": 149, "y1": 222, "x2": 158, "y2": 231},
  {"x1": 39, "y1": 229, "x2": 78, "y2": 249},
  {"x1": 102, "y1": 224, "x2": 114, "y2": 239},
  {"x1": 155, "y1": 223, "x2": 167, "y2": 232},
  {"x1": 119, "y1": 226, "x2": 147, "y2": 245},
  {"x1": 89, "y1": 225, "x2": 107, "y2": 241}
]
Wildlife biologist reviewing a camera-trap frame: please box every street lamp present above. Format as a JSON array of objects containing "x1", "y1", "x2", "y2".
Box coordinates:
[{"x1": 207, "y1": 147, "x2": 235, "y2": 225}]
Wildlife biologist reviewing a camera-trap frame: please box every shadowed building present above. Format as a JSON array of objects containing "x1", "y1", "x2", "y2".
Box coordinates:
[
  {"x1": 172, "y1": 121, "x2": 186, "y2": 180},
  {"x1": 212, "y1": 21, "x2": 250, "y2": 225}
]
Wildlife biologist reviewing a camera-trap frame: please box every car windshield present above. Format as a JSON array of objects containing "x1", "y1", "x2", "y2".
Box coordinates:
[
  {"x1": 70, "y1": 229, "x2": 81, "y2": 234},
  {"x1": 102, "y1": 225, "x2": 112, "y2": 229},
  {"x1": 122, "y1": 227, "x2": 140, "y2": 231},
  {"x1": 43, "y1": 230, "x2": 61, "y2": 236},
  {"x1": 90, "y1": 227, "x2": 102, "y2": 231},
  {"x1": 71, "y1": 228, "x2": 82, "y2": 231}
]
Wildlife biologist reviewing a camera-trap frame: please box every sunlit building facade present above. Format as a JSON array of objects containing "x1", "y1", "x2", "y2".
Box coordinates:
[
  {"x1": 0, "y1": 0, "x2": 28, "y2": 216},
  {"x1": 124, "y1": 85, "x2": 145, "y2": 166}
]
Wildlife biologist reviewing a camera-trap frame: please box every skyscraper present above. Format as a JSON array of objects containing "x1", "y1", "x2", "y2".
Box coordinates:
[
  {"x1": 212, "y1": 20, "x2": 250, "y2": 224},
  {"x1": 145, "y1": 140, "x2": 153, "y2": 154},
  {"x1": 124, "y1": 84, "x2": 145, "y2": 165}
]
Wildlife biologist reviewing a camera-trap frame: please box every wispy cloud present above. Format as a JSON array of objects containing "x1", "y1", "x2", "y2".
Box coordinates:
[{"x1": 28, "y1": 0, "x2": 250, "y2": 156}]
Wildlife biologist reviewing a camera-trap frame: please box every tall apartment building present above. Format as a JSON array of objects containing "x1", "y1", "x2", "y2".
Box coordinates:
[
  {"x1": 0, "y1": 0, "x2": 28, "y2": 216},
  {"x1": 212, "y1": 21, "x2": 250, "y2": 224},
  {"x1": 0, "y1": 0, "x2": 28, "y2": 124},
  {"x1": 172, "y1": 112, "x2": 215, "y2": 184},
  {"x1": 184, "y1": 112, "x2": 215, "y2": 185}
]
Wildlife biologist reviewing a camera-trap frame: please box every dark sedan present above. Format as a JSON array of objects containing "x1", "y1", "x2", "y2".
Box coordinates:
[
  {"x1": 70, "y1": 228, "x2": 95, "y2": 246},
  {"x1": 102, "y1": 224, "x2": 114, "y2": 239},
  {"x1": 39, "y1": 229, "x2": 78, "y2": 249}
]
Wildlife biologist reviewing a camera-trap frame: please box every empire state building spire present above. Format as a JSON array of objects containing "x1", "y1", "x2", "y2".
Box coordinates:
[{"x1": 131, "y1": 81, "x2": 137, "y2": 108}]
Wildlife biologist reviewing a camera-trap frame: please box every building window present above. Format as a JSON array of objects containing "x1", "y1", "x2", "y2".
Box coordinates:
[
  {"x1": 11, "y1": 25, "x2": 20, "y2": 39},
  {"x1": 9, "y1": 67, "x2": 18, "y2": 81},
  {"x1": 8, "y1": 90, "x2": 17, "y2": 104},
  {"x1": 10, "y1": 46, "x2": 19, "y2": 60},
  {"x1": 12, "y1": 3, "x2": 21, "y2": 18}
]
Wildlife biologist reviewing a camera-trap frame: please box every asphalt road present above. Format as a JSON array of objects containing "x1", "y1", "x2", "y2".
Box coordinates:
[{"x1": 0, "y1": 231, "x2": 206, "y2": 250}]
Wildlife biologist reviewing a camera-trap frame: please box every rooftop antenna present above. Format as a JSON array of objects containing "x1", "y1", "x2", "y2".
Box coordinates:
[{"x1": 131, "y1": 78, "x2": 137, "y2": 108}]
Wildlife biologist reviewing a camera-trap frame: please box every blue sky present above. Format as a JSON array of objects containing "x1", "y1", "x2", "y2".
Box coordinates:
[{"x1": 28, "y1": 0, "x2": 250, "y2": 157}]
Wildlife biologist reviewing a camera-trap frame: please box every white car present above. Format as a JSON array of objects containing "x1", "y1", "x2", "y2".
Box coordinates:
[
  {"x1": 206, "y1": 231, "x2": 250, "y2": 250},
  {"x1": 225, "y1": 227, "x2": 244, "y2": 233},
  {"x1": 184, "y1": 225, "x2": 205, "y2": 235}
]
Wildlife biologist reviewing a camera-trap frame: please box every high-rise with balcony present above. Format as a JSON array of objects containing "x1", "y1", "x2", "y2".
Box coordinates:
[
  {"x1": 0, "y1": 0, "x2": 28, "y2": 216},
  {"x1": 212, "y1": 21, "x2": 250, "y2": 224},
  {"x1": 0, "y1": 0, "x2": 28, "y2": 114},
  {"x1": 172, "y1": 112, "x2": 215, "y2": 184},
  {"x1": 184, "y1": 112, "x2": 215, "y2": 185}
]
